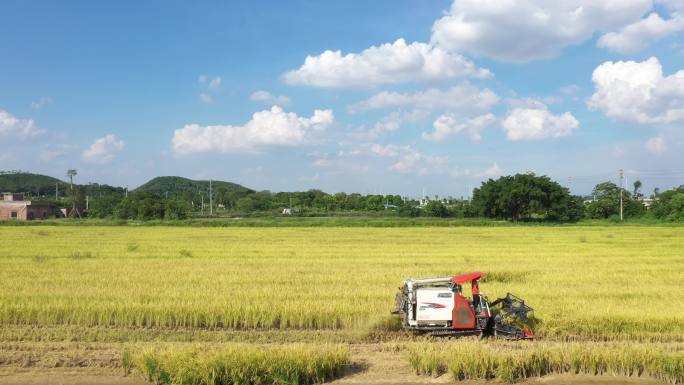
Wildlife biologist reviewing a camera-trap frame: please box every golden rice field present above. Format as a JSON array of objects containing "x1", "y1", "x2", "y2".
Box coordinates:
[
  {"x1": 0, "y1": 225, "x2": 683, "y2": 384},
  {"x1": 1, "y1": 226, "x2": 682, "y2": 339}
]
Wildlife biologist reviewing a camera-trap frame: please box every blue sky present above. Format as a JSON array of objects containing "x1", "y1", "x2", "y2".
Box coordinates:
[{"x1": 1, "y1": 0, "x2": 683, "y2": 197}]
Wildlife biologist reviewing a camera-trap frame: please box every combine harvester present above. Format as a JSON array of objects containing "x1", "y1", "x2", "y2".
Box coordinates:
[{"x1": 392, "y1": 272, "x2": 535, "y2": 339}]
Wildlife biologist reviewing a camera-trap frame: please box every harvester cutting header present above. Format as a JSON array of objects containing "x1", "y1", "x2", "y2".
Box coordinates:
[{"x1": 392, "y1": 272, "x2": 535, "y2": 339}]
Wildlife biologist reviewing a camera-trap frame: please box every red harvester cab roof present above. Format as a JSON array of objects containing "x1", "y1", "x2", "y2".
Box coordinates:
[{"x1": 451, "y1": 271, "x2": 484, "y2": 284}]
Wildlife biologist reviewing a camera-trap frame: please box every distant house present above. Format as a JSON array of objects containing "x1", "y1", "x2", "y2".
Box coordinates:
[
  {"x1": 419, "y1": 197, "x2": 430, "y2": 208},
  {"x1": 0, "y1": 192, "x2": 55, "y2": 220},
  {"x1": 282, "y1": 208, "x2": 300, "y2": 215},
  {"x1": 641, "y1": 197, "x2": 657, "y2": 209}
]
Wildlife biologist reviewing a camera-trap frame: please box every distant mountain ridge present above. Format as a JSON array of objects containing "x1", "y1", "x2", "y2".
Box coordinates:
[
  {"x1": 0, "y1": 172, "x2": 67, "y2": 195},
  {"x1": 0, "y1": 172, "x2": 252, "y2": 197}
]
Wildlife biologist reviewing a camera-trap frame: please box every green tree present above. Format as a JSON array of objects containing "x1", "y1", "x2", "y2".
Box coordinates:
[
  {"x1": 164, "y1": 198, "x2": 190, "y2": 220},
  {"x1": 447, "y1": 200, "x2": 475, "y2": 218},
  {"x1": 669, "y1": 194, "x2": 684, "y2": 220},
  {"x1": 135, "y1": 192, "x2": 165, "y2": 220},
  {"x1": 114, "y1": 197, "x2": 137, "y2": 219},
  {"x1": 88, "y1": 194, "x2": 123, "y2": 218},
  {"x1": 471, "y1": 173, "x2": 579, "y2": 222},
  {"x1": 237, "y1": 197, "x2": 255, "y2": 213},
  {"x1": 548, "y1": 195, "x2": 584, "y2": 222},
  {"x1": 650, "y1": 185, "x2": 684, "y2": 220},
  {"x1": 397, "y1": 201, "x2": 420, "y2": 217},
  {"x1": 425, "y1": 200, "x2": 449, "y2": 217},
  {"x1": 585, "y1": 182, "x2": 644, "y2": 219},
  {"x1": 112, "y1": 192, "x2": 168, "y2": 220},
  {"x1": 363, "y1": 195, "x2": 384, "y2": 211}
]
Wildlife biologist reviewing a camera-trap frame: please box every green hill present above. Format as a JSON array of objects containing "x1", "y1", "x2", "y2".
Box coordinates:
[
  {"x1": 0, "y1": 172, "x2": 251, "y2": 199},
  {"x1": 134, "y1": 176, "x2": 253, "y2": 196},
  {"x1": 0, "y1": 172, "x2": 68, "y2": 196}
]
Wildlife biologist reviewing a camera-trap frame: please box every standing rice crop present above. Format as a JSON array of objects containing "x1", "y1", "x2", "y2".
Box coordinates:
[
  {"x1": 407, "y1": 341, "x2": 684, "y2": 384},
  {"x1": 0, "y1": 226, "x2": 682, "y2": 341},
  {"x1": 133, "y1": 344, "x2": 349, "y2": 385}
]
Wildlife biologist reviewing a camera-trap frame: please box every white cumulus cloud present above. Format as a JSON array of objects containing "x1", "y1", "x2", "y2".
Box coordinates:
[
  {"x1": 501, "y1": 106, "x2": 579, "y2": 140},
  {"x1": 250, "y1": 90, "x2": 292, "y2": 106},
  {"x1": 199, "y1": 75, "x2": 222, "y2": 88},
  {"x1": 283, "y1": 38, "x2": 491, "y2": 89},
  {"x1": 431, "y1": 0, "x2": 653, "y2": 62},
  {"x1": 423, "y1": 113, "x2": 496, "y2": 142},
  {"x1": 372, "y1": 110, "x2": 429, "y2": 135},
  {"x1": 588, "y1": 57, "x2": 684, "y2": 124},
  {"x1": 475, "y1": 162, "x2": 503, "y2": 178},
  {"x1": 645, "y1": 136, "x2": 668, "y2": 153},
  {"x1": 0, "y1": 109, "x2": 44, "y2": 139},
  {"x1": 309, "y1": 152, "x2": 369, "y2": 175},
  {"x1": 40, "y1": 144, "x2": 78, "y2": 162},
  {"x1": 199, "y1": 93, "x2": 213, "y2": 104},
  {"x1": 31, "y1": 96, "x2": 52, "y2": 110},
  {"x1": 82, "y1": 134, "x2": 125, "y2": 164},
  {"x1": 350, "y1": 84, "x2": 499, "y2": 113},
  {"x1": 370, "y1": 143, "x2": 404, "y2": 158},
  {"x1": 172, "y1": 106, "x2": 334, "y2": 154},
  {"x1": 367, "y1": 143, "x2": 449, "y2": 175},
  {"x1": 598, "y1": 13, "x2": 684, "y2": 54}
]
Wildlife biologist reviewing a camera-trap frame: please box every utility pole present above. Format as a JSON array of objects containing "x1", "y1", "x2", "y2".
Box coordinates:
[
  {"x1": 86, "y1": 196, "x2": 89, "y2": 211},
  {"x1": 209, "y1": 179, "x2": 213, "y2": 216},
  {"x1": 55, "y1": 183, "x2": 58, "y2": 200},
  {"x1": 619, "y1": 169, "x2": 624, "y2": 221}
]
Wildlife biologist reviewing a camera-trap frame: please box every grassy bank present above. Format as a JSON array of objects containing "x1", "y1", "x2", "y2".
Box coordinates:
[{"x1": 1, "y1": 216, "x2": 682, "y2": 227}]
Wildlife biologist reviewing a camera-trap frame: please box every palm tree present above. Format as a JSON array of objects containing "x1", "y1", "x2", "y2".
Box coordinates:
[
  {"x1": 66, "y1": 169, "x2": 77, "y2": 191},
  {"x1": 633, "y1": 180, "x2": 642, "y2": 197},
  {"x1": 66, "y1": 169, "x2": 80, "y2": 218}
]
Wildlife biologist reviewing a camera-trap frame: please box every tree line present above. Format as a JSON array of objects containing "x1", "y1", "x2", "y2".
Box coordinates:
[{"x1": 32, "y1": 174, "x2": 684, "y2": 222}]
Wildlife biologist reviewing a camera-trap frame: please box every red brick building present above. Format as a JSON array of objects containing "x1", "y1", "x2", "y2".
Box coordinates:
[{"x1": 0, "y1": 193, "x2": 55, "y2": 220}]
